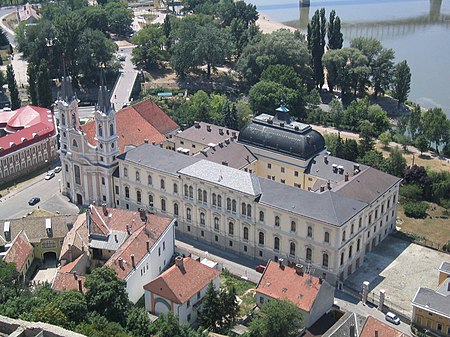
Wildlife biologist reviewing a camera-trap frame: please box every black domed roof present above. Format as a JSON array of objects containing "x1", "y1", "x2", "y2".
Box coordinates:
[{"x1": 238, "y1": 114, "x2": 325, "y2": 161}]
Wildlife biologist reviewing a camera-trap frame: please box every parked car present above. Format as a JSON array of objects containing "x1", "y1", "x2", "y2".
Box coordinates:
[
  {"x1": 54, "y1": 166, "x2": 62, "y2": 173},
  {"x1": 28, "y1": 197, "x2": 40, "y2": 206},
  {"x1": 385, "y1": 312, "x2": 400, "y2": 325},
  {"x1": 45, "y1": 171, "x2": 55, "y2": 180},
  {"x1": 255, "y1": 264, "x2": 266, "y2": 273}
]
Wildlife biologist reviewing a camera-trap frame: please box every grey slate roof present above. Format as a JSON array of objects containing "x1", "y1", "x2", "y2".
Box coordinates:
[
  {"x1": 179, "y1": 160, "x2": 262, "y2": 197},
  {"x1": 322, "y1": 312, "x2": 366, "y2": 337},
  {"x1": 89, "y1": 230, "x2": 128, "y2": 250},
  {"x1": 193, "y1": 140, "x2": 256, "y2": 169},
  {"x1": 334, "y1": 167, "x2": 402, "y2": 204},
  {"x1": 412, "y1": 286, "x2": 450, "y2": 318},
  {"x1": 117, "y1": 143, "x2": 200, "y2": 175},
  {"x1": 258, "y1": 177, "x2": 367, "y2": 226},
  {"x1": 437, "y1": 277, "x2": 450, "y2": 296},
  {"x1": 439, "y1": 261, "x2": 450, "y2": 275},
  {"x1": 176, "y1": 122, "x2": 238, "y2": 146}
]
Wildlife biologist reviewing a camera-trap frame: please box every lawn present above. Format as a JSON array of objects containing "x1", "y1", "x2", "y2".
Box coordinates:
[
  {"x1": 396, "y1": 202, "x2": 450, "y2": 247},
  {"x1": 220, "y1": 269, "x2": 256, "y2": 317}
]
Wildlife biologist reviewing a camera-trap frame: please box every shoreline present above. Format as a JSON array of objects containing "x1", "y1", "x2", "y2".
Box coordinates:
[{"x1": 256, "y1": 13, "x2": 297, "y2": 34}]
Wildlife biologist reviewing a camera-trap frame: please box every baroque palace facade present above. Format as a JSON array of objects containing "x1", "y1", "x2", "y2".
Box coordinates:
[{"x1": 59, "y1": 87, "x2": 401, "y2": 285}]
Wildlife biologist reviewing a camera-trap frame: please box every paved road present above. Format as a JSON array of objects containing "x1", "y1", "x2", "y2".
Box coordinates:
[
  {"x1": 111, "y1": 46, "x2": 138, "y2": 110},
  {"x1": 0, "y1": 170, "x2": 79, "y2": 220}
]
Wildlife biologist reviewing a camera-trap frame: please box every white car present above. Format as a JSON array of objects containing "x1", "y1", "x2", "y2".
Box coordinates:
[
  {"x1": 54, "y1": 166, "x2": 62, "y2": 173},
  {"x1": 385, "y1": 312, "x2": 400, "y2": 325},
  {"x1": 45, "y1": 171, "x2": 55, "y2": 180}
]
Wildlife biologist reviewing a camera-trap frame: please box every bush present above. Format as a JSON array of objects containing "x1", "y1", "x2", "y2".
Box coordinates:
[
  {"x1": 400, "y1": 184, "x2": 423, "y2": 201},
  {"x1": 403, "y1": 201, "x2": 428, "y2": 218}
]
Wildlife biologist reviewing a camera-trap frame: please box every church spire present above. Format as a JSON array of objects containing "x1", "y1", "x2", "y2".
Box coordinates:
[{"x1": 96, "y1": 70, "x2": 112, "y2": 115}]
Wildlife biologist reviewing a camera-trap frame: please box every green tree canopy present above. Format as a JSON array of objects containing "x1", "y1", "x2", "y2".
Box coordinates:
[
  {"x1": 6, "y1": 64, "x2": 20, "y2": 110},
  {"x1": 327, "y1": 10, "x2": 343, "y2": 50},
  {"x1": 132, "y1": 24, "x2": 167, "y2": 70},
  {"x1": 104, "y1": 2, "x2": 133, "y2": 36},
  {"x1": 392, "y1": 60, "x2": 411, "y2": 109}
]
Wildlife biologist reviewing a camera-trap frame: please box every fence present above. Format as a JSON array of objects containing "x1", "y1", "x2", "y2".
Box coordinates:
[{"x1": 392, "y1": 230, "x2": 449, "y2": 253}]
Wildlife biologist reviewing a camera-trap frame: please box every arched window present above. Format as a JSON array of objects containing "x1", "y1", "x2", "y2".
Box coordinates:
[
  {"x1": 173, "y1": 183, "x2": 178, "y2": 194},
  {"x1": 290, "y1": 242, "x2": 296, "y2": 256},
  {"x1": 241, "y1": 203, "x2": 246, "y2": 216},
  {"x1": 342, "y1": 230, "x2": 346, "y2": 242},
  {"x1": 186, "y1": 208, "x2": 192, "y2": 221},
  {"x1": 228, "y1": 222, "x2": 234, "y2": 235},
  {"x1": 324, "y1": 232, "x2": 330, "y2": 243},
  {"x1": 148, "y1": 194, "x2": 153, "y2": 206},
  {"x1": 259, "y1": 211, "x2": 264, "y2": 222},
  {"x1": 74, "y1": 165, "x2": 81, "y2": 185},
  {"x1": 189, "y1": 186, "x2": 193, "y2": 199},
  {"x1": 307, "y1": 226, "x2": 313, "y2": 237},
  {"x1": 124, "y1": 167, "x2": 128, "y2": 177},
  {"x1": 306, "y1": 248, "x2": 312, "y2": 261},
  {"x1": 98, "y1": 124, "x2": 103, "y2": 137},
  {"x1": 357, "y1": 238, "x2": 361, "y2": 251},
  {"x1": 243, "y1": 227, "x2": 249, "y2": 240},
  {"x1": 323, "y1": 253, "x2": 329, "y2": 267},
  {"x1": 110, "y1": 123, "x2": 114, "y2": 136},
  {"x1": 259, "y1": 232, "x2": 265, "y2": 245},
  {"x1": 274, "y1": 237, "x2": 280, "y2": 251},
  {"x1": 72, "y1": 139, "x2": 78, "y2": 147},
  {"x1": 232, "y1": 200, "x2": 236, "y2": 212},
  {"x1": 174, "y1": 203, "x2": 179, "y2": 216},
  {"x1": 198, "y1": 189, "x2": 202, "y2": 201},
  {"x1": 203, "y1": 190, "x2": 207, "y2": 203},
  {"x1": 247, "y1": 204, "x2": 252, "y2": 217},
  {"x1": 214, "y1": 217, "x2": 220, "y2": 231},
  {"x1": 161, "y1": 199, "x2": 166, "y2": 212},
  {"x1": 148, "y1": 175, "x2": 152, "y2": 185},
  {"x1": 184, "y1": 184, "x2": 188, "y2": 197},
  {"x1": 135, "y1": 171, "x2": 140, "y2": 182},
  {"x1": 291, "y1": 221, "x2": 296, "y2": 232},
  {"x1": 212, "y1": 193, "x2": 217, "y2": 206},
  {"x1": 349, "y1": 245, "x2": 353, "y2": 258},
  {"x1": 61, "y1": 113, "x2": 66, "y2": 125},
  {"x1": 160, "y1": 179, "x2": 165, "y2": 190},
  {"x1": 340, "y1": 252, "x2": 344, "y2": 265},
  {"x1": 217, "y1": 195, "x2": 222, "y2": 207},
  {"x1": 136, "y1": 190, "x2": 141, "y2": 203},
  {"x1": 125, "y1": 186, "x2": 130, "y2": 199},
  {"x1": 200, "y1": 212, "x2": 205, "y2": 225},
  {"x1": 275, "y1": 216, "x2": 280, "y2": 227},
  {"x1": 227, "y1": 198, "x2": 231, "y2": 211}
]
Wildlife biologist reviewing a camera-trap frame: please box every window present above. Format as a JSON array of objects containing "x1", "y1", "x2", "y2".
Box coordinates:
[
  {"x1": 161, "y1": 199, "x2": 166, "y2": 212},
  {"x1": 115, "y1": 186, "x2": 119, "y2": 194},
  {"x1": 340, "y1": 252, "x2": 344, "y2": 265},
  {"x1": 387, "y1": 199, "x2": 390, "y2": 208},
  {"x1": 174, "y1": 203, "x2": 179, "y2": 216},
  {"x1": 307, "y1": 226, "x2": 313, "y2": 238},
  {"x1": 72, "y1": 139, "x2": 78, "y2": 147},
  {"x1": 110, "y1": 123, "x2": 114, "y2": 136},
  {"x1": 359, "y1": 217, "x2": 362, "y2": 228},
  {"x1": 324, "y1": 231, "x2": 330, "y2": 243},
  {"x1": 200, "y1": 212, "x2": 205, "y2": 226},
  {"x1": 61, "y1": 113, "x2": 66, "y2": 125},
  {"x1": 101, "y1": 177, "x2": 105, "y2": 185},
  {"x1": 125, "y1": 186, "x2": 130, "y2": 199},
  {"x1": 184, "y1": 184, "x2": 188, "y2": 197},
  {"x1": 158, "y1": 247, "x2": 161, "y2": 256},
  {"x1": 274, "y1": 237, "x2": 280, "y2": 251},
  {"x1": 243, "y1": 227, "x2": 249, "y2": 240},
  {"x1": 281, "y1": 167, "x2": 285, "y2": 173},
  {"x1": 375, "y1": 209, "x2": 378, "y2": 219},
  {"x1": 65, "y1": 164, "x2": 68, "y2": 172},
  {"x1": 187, "y1": 300, "x2": 190, "y2": 308},
  {"x1": 124, "y1": 167, "x2": 128, "y2": 177},
  {"x1": 368, "y1": 214, "x2": 372, "y2": 225},
  {"x1": 306, "y1": 248, "x2": 312, "y2": 261},
  {"x1": 215, "y1": 235, "x2": 218, "y2": 242},
  {"x1": 227, "y1": 198, "x2": 231, "y2": 211},
  {"x1": 342, "y1": 230, "x2": 346, "y2": 242},
  {"x1": 232, "y1": 200, "x2": 236, "y2": 212},
  {"x1": 173, "y1": 183, "x2": 178, "y2": 194},
  {"x1": 98, "y1": 124, "x2": 103, "y2": 137},
  {"x1": 259, "y1": 232, "x2": 265, "y2": 245},
  {"x1": 203, "y1": 190, "x2": 207, "y2": 203},
  {"x1": 212, "y1": 193, "x2": 217, "y2": 206},
  {"x1": 186, "y1": 208, "x2": 192, "y2": 221},
  {"x1": 241, "y1": 203, "x2": 246, "y2": 216},
  {"x1": 290, "y1": 221, "x2": 296, "y2": 232},
  {"x1": 349, "y1": 245, "x2": 353, "y2": 258},
  {"x1": 148, "y1": 175, "x2": 152, "y2": 185},
  {"x1": 323, "y1": 253, "x2": 329, "y2": 267},
  {"x1": 74, "y1": 165, "x2": 81, "y2": 185},
  {"x1": 197, "y1": 291, "x2": 201, "y2": 300},
  {"x1": 259, "y1": 211, "x2": 264, "y2": 222},
  {"x1": 229, "y1": 240, "x2": 233, "y2": 247},
  {"x1": 290, "y1": 242, "x2": 296, "y2": 256},
  {"x1": 198, "y1": 189, "x2": 202, "y2": 201},
  {"x1": 351, "y1": 223, "x2": 354, "y2": 234},
  {"x1": 267, "y1": 163, "x2": 271, "y2": 169},
  {"x1": 136, "y1": 190, "x2": 142, "y2": 203},
  {"x1": 275, "y1": 216, "x2": 280, "y2": 227},
  {"x1": 148, "y1": 194, "x2": 154, "y2": 206},
  {"x1": 214, "y1": 217, "x2": 219, "y2": 231},
  {"x1": 393, "y1": 195, "x2": 396, "y2": 203},
  {"x1": 381, "y1": 204, "x2": 384, "y2": 213},
  {"x1": 201, "y1": 230, "x2": 204, "y2": 237},
  {"x1": 160, "y1": 179, "x2": 165, "y2": 190},
  {"x1": 228, "y1": 222, "x2": 234, "y2": 235},
  {"x1": 294, "y1": 171, "x2": 299, "y2": 177},
  {"x1": 357, "y1": 238, "x2": 360, "y2": 251},
  {"x1": 217, "y1": 195, "x2": 222, "y2": 207}
]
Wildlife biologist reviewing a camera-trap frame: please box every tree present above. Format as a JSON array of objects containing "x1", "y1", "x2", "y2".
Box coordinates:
[
  {"x1": 388, "y1": 146, "x2": 407, "y2": 177},
  {"x1": 248, "y1": 299, "x2": 303, "y2": 337},
  {"x1": 403, "y1": 165, "x2": 428, "y2": 186},
  {"x1": 126, "y1": 307, "x2": 152, "y2": 337},
  {"x1": 379, "y1": 132, "x2": 392, "y2": 148},
  {"x1": 150, "y1": 311, "x2": 196, "y2": 337},
  {"x1": 132, "y1": 24, "x2": 167, "y2": 70},
  {"x1": 327, "y1": 10, "x2": 343, "y2": 50},
  {"x1": 422, "y1": 107, "x2": 449, "y2": 152},
  {"x1": 32, "y1": 302, "x2": 69, "y2": 328},
  {"x1": 0, "y1": 28, "x2": 9, "y2": 46},
  {"x1": 104, "y1": 2, "x2": 133, "y2": 36},
  {"x1": 219, "y1": 285, "x2": 238, "y2": 327},
  {"x1": 358, "y1": 150, "x2": 389, "y2": 172},
  {"x1": 53, "y1": 290, "x2": 88, "y2": 326},
  {"x1": 223, "y1": 100, "x2": 238, "y2": 130},
  {"x1": 408, "y1": 104, "x2": 423, "y2": 141},
  {"x1": 76, "y1": 312, "x2": 131, "y2": 337},
  {"x1": 27, "y1": 62, "x2": 39, "y2": 106},
  {"x1": 392, "y1": 60, "x2": 411, "y2": 109},
  {"x1": 403, "y1": 201, "x2": 428, "y2": 218},
  {"x1": 6, "y1": 64, "x2": 20, "y2": 110},
  {"x1": 329, "y1": 98, "x2": 344, "y2": 129},
  {"x1": 0, "y1": 260, "x2": 21, "y2": 303},
  {"x1": 37, "y1": 61, "x2": 53, "y2": 108},
  {"x1": 415, "y1": 134, "x2": 429, "y2": 155},
  {"x1": 84, "y1": 267, "x2": 130, "y2": 325},
  {"x1": 307, "y1": 8, "x2": 326, "y2": 88},
  {"x1": 199, "y1": 283, "x2": 221, "y2": 330}
]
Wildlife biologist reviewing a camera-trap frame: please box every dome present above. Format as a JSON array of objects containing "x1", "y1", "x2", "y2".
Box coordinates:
[{"x1": 238, "y1": 114, "x2": 325, "y2": 161}]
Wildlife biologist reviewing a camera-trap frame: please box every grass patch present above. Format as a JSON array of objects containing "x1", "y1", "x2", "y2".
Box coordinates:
[
  {"x1": 4, "y1": 12, "x2": 18, "y2": 31},
  {"x1": 221, "y1": 269, "x2": 256, "y2": 317},
  {"x1": 27, "y1": 208, "x2": 56, "y2": 218}
]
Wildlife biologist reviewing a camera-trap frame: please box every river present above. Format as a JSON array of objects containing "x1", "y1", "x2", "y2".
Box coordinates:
[{"x1": 249, "y1": 0, "x2": 450, "y2": 117}]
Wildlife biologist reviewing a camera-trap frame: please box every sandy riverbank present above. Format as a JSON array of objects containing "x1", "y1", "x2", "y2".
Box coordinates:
[{"x1": 256, "y1": 14, "x2": 297, "y2": 34}]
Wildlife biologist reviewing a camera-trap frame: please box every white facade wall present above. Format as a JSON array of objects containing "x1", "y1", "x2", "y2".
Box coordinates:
[{"x1": 125, "y1": 223, "x2": 175, "y2": 303}]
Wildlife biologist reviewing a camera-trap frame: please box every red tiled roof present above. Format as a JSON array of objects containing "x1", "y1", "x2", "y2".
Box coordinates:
[
  {"x1": 80, "y1": 99, "x2": 178, "y2": 153},
  {"x1": 0, "y1": 105, "x2": 55, "y2": 156},
  {"x1": 3, "y1": 231, "x2": 33, "y2": 272},
  {"x1": 52, "y1": 272, "x2": 86, "y2": 293},
  {"x1": 360, "y1": 316, "x2": 408, "y2": 337},
  {"x1": 59, "y1": 254, "x2": 85, "y2": 273},
  {"x1": 104, "y1": 213, "x2": 174, "y2": 279},
  {"x1": 143, "y1": 257, "x2": 221, "y2": 304},
  {"x1": 256, "y1": 261, "x2": 322, "y2": 312},
  {"x1": 89, "y1": 205, "x2": 151, "y2": 235}
]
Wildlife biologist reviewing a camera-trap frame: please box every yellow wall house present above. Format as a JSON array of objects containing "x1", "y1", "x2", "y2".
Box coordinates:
[{"x1": 412, "y1": 262, "x2": 450, "y2": 336}]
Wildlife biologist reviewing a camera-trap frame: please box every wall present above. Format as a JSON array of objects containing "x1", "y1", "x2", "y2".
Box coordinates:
[{"x1": 413, "y1": 306, "x2": 450, "y2": 336}]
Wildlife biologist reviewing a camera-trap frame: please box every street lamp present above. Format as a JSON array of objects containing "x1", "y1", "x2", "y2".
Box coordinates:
[{"x1": 58, "y1": 179, "x2": 62, "y2": 193}]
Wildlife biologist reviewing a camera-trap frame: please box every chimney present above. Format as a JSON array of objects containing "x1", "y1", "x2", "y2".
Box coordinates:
[
  {"x1": 246, "y1": 155, "x2": 250, "y2": 162},
  {"x1": 278, "y1": 258, "x2": 284, "y2": 269},
  {"x1": 207, "y1": 125, "x2": 211, "y2": 132},
  {"x1": 219, "y1": 128, "x2": 224, "y2": 135},
  {"x1": 139, "y1": 208, "x2": 147, "y2": 222},
  {"x1": 131, "y1": 254, "x2": 135, "y2": 268},
  {"x1": 175, "y1": 256, "x2": 183, "y2": 268},
  {"x1": 144, "y1": 139, "x2": 148, "y2": 144},
  {"x1": 68, "y1": 244, "x2": 73, "y2": 262},
  {"x1": 332, "y1": 164, "x2": 338, "y2": 173},
  {"x1": 354, "y1": 163, "x2": 360, "y2": 175},
  {"x1": 222, "y1": 161, "x2": 228, "y2": 166},
  {"x1": 345, "y1": 172, "x2": 349, "y2": 182},
  {"x1": 226, "y1": 129, "x2": 230, "y2": 135},
  {"x1": 295, "y1": 264, "x2": 304, "y2": 276},
  {"x1": 102, "y1": 203, "x2": 108, "y2": 216},
  {"x1": 231, "y1": 131, "x2": 237, "y2": 138},
  {"x1": 319, "y1": 277, "x2": 323, "y2": 284},
  {"x1": 338, "y1": 165, "x2": 344, "y2": 174},
  {"x1": 350, "y1": 325, "x2": 355, "y2": 337},
  {"x1": 194, "y1": 121, "x2": 200, "y2": 128},
  {"x1": 152, "y1": 141, "x2": 156, "y2": 145},
  {"x1": 280, "y1": 122, "x2": 284, "y2": 127},
  {"x1": 146, "y1": 240, "x2": 150, "y2": 252},
  {"x1": 320, "y1": 186, "x2": 325, "y2": 192},
  {"x1": 327, "y1": 180, "x2": 331, "y2": 190},
  {"x1": 78, "y1": 279, "x2": 83, "y2": 293},
  {"x1": 3, "y1": 221, "x2": 10, "y2": 241},
  {"x1": 225, "y1": 138, "x2": 230, "y2": 144},
  {"x1": 73, "y1": 271, "x2": 77, "y2": 280},
  {"x1": 126, "y1": 225, "x2": 131, "y2": 235},
  {"x1": 118, "y1": 257, "x2": 124, "y2": 268},
  {"x1": 114, "y1": 234, "x2": 118, "y2": 243}
]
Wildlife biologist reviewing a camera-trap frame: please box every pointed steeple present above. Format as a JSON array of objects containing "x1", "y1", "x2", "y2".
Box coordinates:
[
  {"x1": 60, "y1": 63, "x2": 74, "y2": 102},
  {"x1": 97, "y1": 70, "x2": 112, "y2": 115}
]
